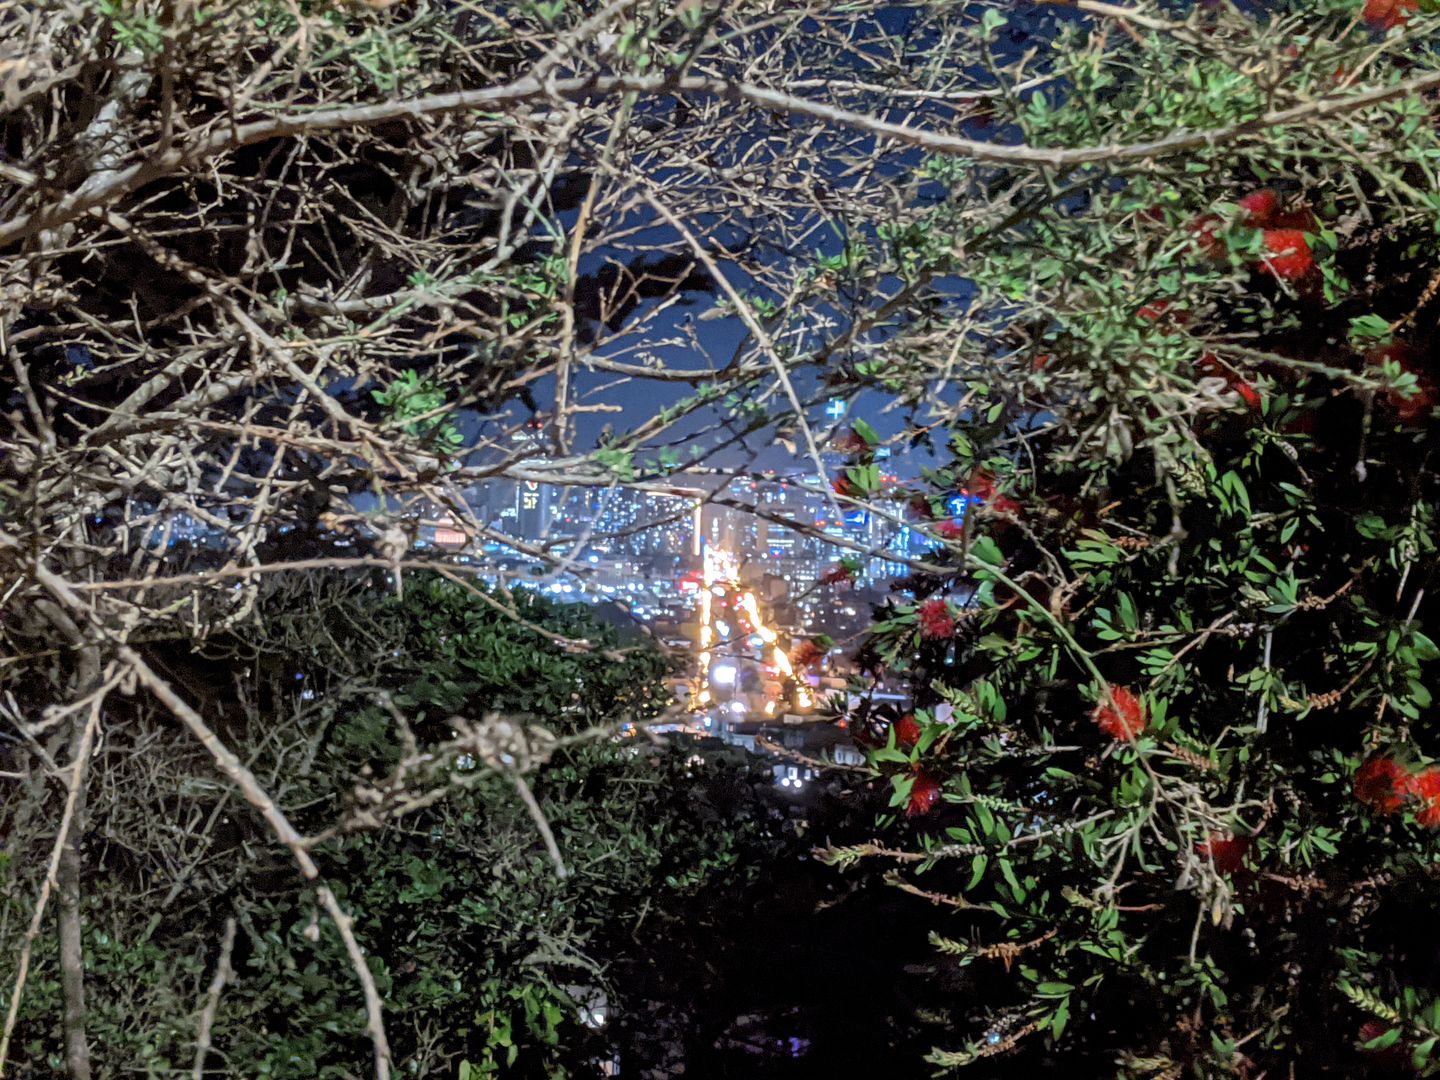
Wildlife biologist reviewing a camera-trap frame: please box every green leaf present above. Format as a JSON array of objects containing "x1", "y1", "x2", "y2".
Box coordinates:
[
  {"x1": 970, "y1": 534, "x2": 1004, "y2": 568},
  {"x1": 1349, "y1": 314, "x2": 1393, "y2": 346},
  {"x1": 1415, "y1": 1035, "x2": 1438, "y2": 1069},
  {"x1": 1116, "y1": 592, "x2": 1138, "y2": 632},
  {"x1": 967, "y1": 854, "x2": 988, "y2": 890},
  {"x1": 1052, "y1": 995, "x2": 1070, "y2": 1038},
  {"x1": 998, "y1": 857, "x2": 1023, "y2": 900},
  {"x1": 1413, "y1": 631, "x2": 1440, "y2": 662},
  {"x1": 1363, "y1": 1027, "x2": 1403, "y2": 1051}
]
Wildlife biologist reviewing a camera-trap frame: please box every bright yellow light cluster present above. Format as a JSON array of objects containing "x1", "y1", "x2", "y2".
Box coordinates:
[
  {"x1": 693, "y1": 545, "x2": 810, "y2": 716},
  {"x1": 739, "y1": 592, "x2": 778, "y2": 642}
]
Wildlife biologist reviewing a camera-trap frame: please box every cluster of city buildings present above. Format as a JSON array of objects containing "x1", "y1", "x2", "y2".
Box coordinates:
[
  {"x1": 401, "y1": 423, "x2": 944, "y2": 772},
  {"x1": 414, "y1": 433, "x2": 935, "y2": 641}
]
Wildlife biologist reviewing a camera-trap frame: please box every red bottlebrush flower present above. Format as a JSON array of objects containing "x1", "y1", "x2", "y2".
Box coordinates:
[
  {"x1": 832, "y1": 474, "x2": 858, "y2": 498},
  {"x1": 1358, "y1": 1020, "x2": 1414, "y2": 1068},
  {"x1": 1354, "y1": 756, "x2": 1408, "y2": 814},
  {"x1": 894, "y1": 713, "x2": 922, "y2": 749},
  {"x1": 1405, "y1": 767, "x2": 1440, "y2": 828},
  {"x1": 1195, "y1": 832, "x2": 1250, "y2": 875},
  {"x1": 1359, "y1": 1021, "x2": 1389, "y2": 1043},
  {"x1": 1232, "y1": 379, "x2": 1263, "y2": 411},
  {"x1": 791, "y1": 641, "x2": 824, "y2": 670},
  {"x1": 1394, "y1": 361, "x2": 1433, "y2": 421},
  {"x1": 1092, "y1": 686, "x2": 1146, "y2": 741},
  {"x1": 1200, "y1": 354, "x2": 1264, "y2": 412},
  {"x1": 1197, "y1": 351, "x2": 1263, "y2": 411},
  {"x1": 906, "y1": 770, "x2": 943, "y2": 817},
  {"x1": 935, "y1": 520, "x2": 965, "y2": 541},
  {"x1": 831, "y1": 427, "x2": 870, "y2": 456},
  {"x1": 917, "y1": 599, "x2": 956, "y2": 640},
  {"x1": 1031, "y1": 352, "x2": 1054, "y2": 371},
  {"x1": 1257, "y1": 228, "x2": 1314, "y2": 281},
  {"x1": 966, "y1": 470, "x2": 998, "y2": 501},
  {"x1": 1367, "y1": 344, "x2": 1437, "y2": 425},
  {"x1": 1237, "y1": 188, "x2": 1280, "y2": 226},
  {"x1": 1363, "y1": 0, "x2": 1418, "y2": 30},
  {"x1": 1189, "y1": 214, "x2": 1225, "y2": 259},
  {"x1": 820, "y1": 563, "x2": 855, "y2": 586},
  {"x1": 1392, "y1": 386, "x2": 1435, "y2": 424},
  {"x1": 908, "y1": 493, "x2": 936, "y2": 520},
  {"x1": 1137, "y1": 299, "x2": 1190, "y2": 325},
  {"x1": 961, "y1": 470, "x2": 1020, "y2": 522}
]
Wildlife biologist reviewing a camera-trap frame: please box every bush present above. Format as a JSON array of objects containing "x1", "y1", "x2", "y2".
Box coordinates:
[{"x1": 824, "y1": 3, "x2": 1440, "y2": 1074}]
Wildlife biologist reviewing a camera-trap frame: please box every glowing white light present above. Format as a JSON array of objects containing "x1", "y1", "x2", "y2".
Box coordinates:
[
  {"x1": 711, "y1": 663, "x2": 737, "y2": 687},
  {"x1": 739, "y1": 593, "x2": 778, "y2": 642},
  {"x1": 729, "y1": 701, "x2": 746, "y2": 715},
  {"x1": 716, "y1": 620, "x2": 731, "y2": 639}
]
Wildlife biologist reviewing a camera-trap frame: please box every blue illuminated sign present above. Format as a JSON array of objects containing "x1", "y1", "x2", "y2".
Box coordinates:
[{"x1": 947, "y1": 493, "x2": 983, "y2": 518}]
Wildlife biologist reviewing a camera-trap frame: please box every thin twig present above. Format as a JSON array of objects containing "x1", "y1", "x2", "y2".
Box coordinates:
[
  {"x1": 513, "y1": 775, "x2": 569, "y2": 880},
  {"x1": 190, "y1": 918, "x2": 237, "y2": 1080}
]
